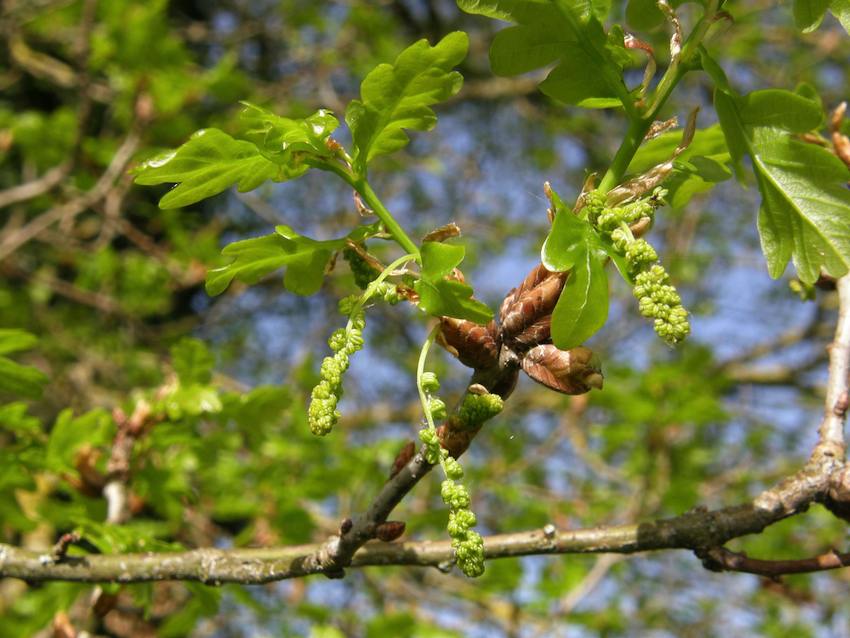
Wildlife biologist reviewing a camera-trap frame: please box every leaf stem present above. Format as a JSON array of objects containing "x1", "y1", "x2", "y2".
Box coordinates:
[
  {"x1": 416, "y1": 324, "x2": 447, "y2": 474},
  {"x1": 597, "y1": 0, "x2": 720, "y2": 193},
  {"x1": 354, "y1": 179, "x2": 421, "y2": 259},
  {"x1": 346, "y1": 253, "x2": 417, "y2": 333},
  {"x1": 315, "y1": 160, "x2": 421, "y2": 259}
]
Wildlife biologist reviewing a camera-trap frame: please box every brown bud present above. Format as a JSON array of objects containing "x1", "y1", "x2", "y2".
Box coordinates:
[
  {"x1": 629, "y1": 216, "x2": 653, "y2": 238},
  {"x1": 375, "y1": 520, "x2": 406, "y2": 542},
  {"x1": 422, "y1": 223, "x2": 461, "y2": 243},
  {"x1": 340, "y1": 518, "x2": 353, "y2": 534},
  {"x1": 521, "y1": 345, "x2": 603, "y2": 395},
  {"x1": 439, "y1": 317, "x2": 500, "y2": 370},
  {"x1": 436, "y1": 423, "x2": 474, "y2": 458},
  {"x1": 93, "y1": 591, "x2": 119, "y2": 617},
  {"x1": 499, "y1": 265, "x2": 566, "y2": 349},
  {"x1": 52, "y1": 611, "x2": 76, "y2": 638},
  {"x1": 71, "y1": 447, "x2": 106, "y2": 497},
  {"x1": 390, "y1": 441, "x2": 416, "y2": 478}
]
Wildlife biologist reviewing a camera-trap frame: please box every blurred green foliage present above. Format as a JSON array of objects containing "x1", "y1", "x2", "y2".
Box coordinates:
[{"x1": 1, "y1": 1, "x2": 850, "y2": 637}]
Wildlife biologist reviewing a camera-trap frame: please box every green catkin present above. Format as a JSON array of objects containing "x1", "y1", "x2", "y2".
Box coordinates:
[
  {"x1": 309, "y1": 254, "x2": 414, "y2": 436},
  {"x1": 458, "y1": 393, "x2": 505, "y2": 430},
  {"x1": 308, "y1": 305, "x2": 366, "y2": 436},
  {"x1": 417, "y1": 365, "x2": 504, "y2": 577},
  {"x1": 587, "y1": 188, "x2": 690, "y2": 346},
  {"x1": 342, "y1": 246, "x2": 378, "y2": 290}
]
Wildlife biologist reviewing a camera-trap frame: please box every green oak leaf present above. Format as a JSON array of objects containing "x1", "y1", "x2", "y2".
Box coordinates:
[
  {"x1": 415, "y1": 279, "x2": 494, "y2": 324},
  {"x1": 239, "y1": 102, "x2": 338, "y2": 164},
  {"x1": 134, "y1": 105, "x2": 339, "y2": 209},
  {"x1": 419, "y1": 240, "x2": 466, "y2": 280},
  {"x1": 541, "y1": 205, "x2": 593, "y2": 272},
  {"x1": 793, "y1": 0, "x2": 830, "y2": 32},
  {"x1": 707, "y1": 73, "x2": 849, "y2": 283},
  {"x1": 345, "y1": 32, "x2": 468, "y2": 174},
  {"x1": 551, "y1": 247, "x2": 609, "y2": 349},
  {"x1": 751, "y1": 131, "x2": 850, "y2": 283},
  {"x1": 170, "y1": 338, "x2": 214, "y2": 385},
  {"x1": 830, "y1": 0, "x2": 850, "y2": 33},
  {"x1": 414, "y1": 240, "x2": 493, "y2": 323},
  {"x1": 206, "y1": 223, "x2": 381, "y2": 296},
  {"x1": 0, "y1": 329, "x2": 39, "y2": 355},
  {"x1": 134, "y1": 129, "x2": 280, "y2": 209},
  {"x1": 628, "y1": 124, "x2": 732, "y2": 209},
  {"x1": 0, "y1": 358, "x2": 49, "y2": 399},
  {"x1": 459, "y1": 0, "x2": 629, "y2": 109},
  {"x1": 0, "y1": 330, "x2": 48, "y2": 399}
]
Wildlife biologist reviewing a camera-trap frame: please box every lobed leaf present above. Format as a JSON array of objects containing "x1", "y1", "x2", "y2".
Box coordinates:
[
  {"x1": 415, "y1": 241, "x2": 494, "y2": 323},
  {"x1": 415, "y1": 279, "x2": 494, "y2": 324},
  {"x1": 134, "y1": 105, "x2": 339, "y2": 209},
  {"x1": 134, "y1": 129, "x2": 280, "y2": 209},
  {"x1": 345, "y1": 32, "x2": 468, "y2": 173},
  {"x1": 239, "y1": 102, "x2": 338, "y2": 164},
  {"x1": 708, "y1": 72, "x2": 850, "y2": 283},
  {"x1": 460, "y1": 0, "x2": 629, "y2": 109},
  {"x1": 206, "y1": 223, "x2": 381, "y2": 296}
]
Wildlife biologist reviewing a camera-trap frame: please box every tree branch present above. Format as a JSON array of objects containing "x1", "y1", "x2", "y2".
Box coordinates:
[
  {"x1": 816, "y1": 275, "x2": 850, "y2": 458},
  {"x1": 699, "y1": 546, "x2": 850, "y2": 577},
  {"x1": 0, "y1": 465, "x2": 839, "y2": 585}
]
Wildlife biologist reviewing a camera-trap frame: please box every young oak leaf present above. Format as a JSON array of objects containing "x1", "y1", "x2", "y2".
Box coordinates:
[
  {"x1": 239, "y1": 102, "x2": 338, "y2": 166},
  {"x1": 0, "y1": 329, "x2": 48, "y2": 399},
  {"x1": 550, "y1": 247, "x2": 609, "y2": 350},
  {"x1": 705, "y1": 58, "x2": 850, "y2": 283},
  {"x1": 206, "y1": 223, "x2": 381, "y2": 297},
  {"x1": 134, "y1": 129, "x2": 280, "y2": 209},
  {"x1": 458, "y1": 0, "x2": 628, "y2": 109},
  {"x1": 345, "y1": 31, "x2": 468, "y2": 174},
  {"x1": 134, "y1": 106, "x2": 339, "y2": 209},
  {"x1": 541, "y1": 189, "x2": 611, "y2": 347},
  {"x1": 414, "y1": 241, "x2": 493, "y2": 324}
]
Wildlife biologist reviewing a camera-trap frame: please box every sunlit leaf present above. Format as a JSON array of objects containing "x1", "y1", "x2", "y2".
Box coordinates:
[
  {"x1": 709, "y1": 79, "x2": 850, "y2": 283},
  {"x1": 459, "y1": 0, "x2": 629, "y2": 109},
  {"x1": 415, "y1": 241, "x2": 493, "y2": 323},
  {"x1": 346, "y1": 32, "x2": 468, "y2": 173},
  {"x1": 206, "y1": 222, "x2": 381, "y2": 296},
  {"x1": 551, "y1": 248, "x2": 609, "y2": 349}
]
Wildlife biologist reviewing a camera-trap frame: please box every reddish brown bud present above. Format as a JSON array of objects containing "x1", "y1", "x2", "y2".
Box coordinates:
[
  {"x1": 499, "y1": 265, "x2": 567, "y2": 348},
  {"x1": 375, "y1": 520, "x2": 406, "y2": 542},
  {"x1": 521, "y1": 344, "x2": 603, "y2": 395},
  {"x1": 422, "y1": 223, "x2": 461, "y2": 243},
  {"x1": 439, "y1": 318, "x2": 500, "y2": 370},
  {"x1": 437, "y1": 423, "x2": 475, "y2": 458},
  {"x1": 390, "y1": 441, "x2": 416, "y2": 478},
  {"x1": 52, "y1": 611, "x2": 76, "y2": 638},
  {"x1": 71, "y1": 447, "x2": 106, "y2": 497}
]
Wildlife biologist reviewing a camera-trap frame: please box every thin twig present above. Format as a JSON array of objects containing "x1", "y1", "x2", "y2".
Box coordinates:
[
  {"x1": 0, "y1": 161, "x2": 70, "y2": 209},
  {"x1": 700, "y1": 546, "x2": 850, "y2": 577},
  {"x1": 0, "y1": 130, "x2": 139, "y2": 261}
]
